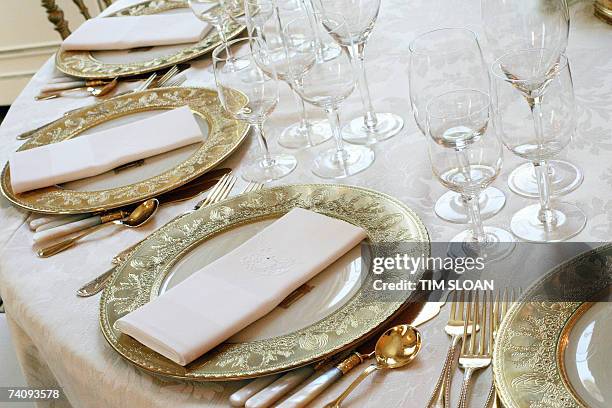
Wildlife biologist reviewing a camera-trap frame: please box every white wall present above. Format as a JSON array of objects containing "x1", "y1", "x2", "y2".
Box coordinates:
[{"x1": 0, "y1": 0, "x2": 102, "y2": 105}]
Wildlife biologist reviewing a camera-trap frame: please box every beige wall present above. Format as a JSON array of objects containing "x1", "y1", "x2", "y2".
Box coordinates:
[{"x1": 0, "y1": 0, "x2": 101, "y2": 105}]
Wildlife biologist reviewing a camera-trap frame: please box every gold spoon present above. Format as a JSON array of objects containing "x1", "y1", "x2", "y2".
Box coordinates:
[
  {"x1": 324, "y1": 325, "x2": 422, "y2": 408},
  {"x1": 37, "y1": 199, "x2": 159, "y2": 258},
  {"x1": 89, "y1": 77, "x2": 118, "y2": 97}
]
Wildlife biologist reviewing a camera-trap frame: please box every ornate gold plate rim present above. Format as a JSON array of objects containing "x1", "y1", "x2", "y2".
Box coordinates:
[
  {"x1": 0, "y1": 87, "x2": 249, "y2": 214},
  {"x1": 55, "y1": 0, "x2": 245, "y2": 79},
  {"x1": 493, "y1": 243, "x2": 612, "y2": 408},
  {"x1": 99, "y1": 184, "x2": 430, "y2": 380}
]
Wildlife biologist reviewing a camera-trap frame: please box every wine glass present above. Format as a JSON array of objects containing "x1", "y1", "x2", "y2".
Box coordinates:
[
  {"x1": 212, "y1": 37, "x2": 297, "y2": 182},
  {"x1": 481, "y1": 0, "x2": 581, "y2": 198},
  {"x1": 285, "y1": 17, "x2": 375, "y2": 178},
  {"x1": 409, "y1": 28, "x2": 506, "y2": 224},
  {"x1": 246, "y1": 0, "x2": 333, "y2": 149},
  {"x1": 491, "y1": 50, "x2": 586, "y2": 242},
  {"x1": 188, "y1": 0, "x2": 231, "y2": 47},
  {"x1": 313, "y1": 0, "x2": 404, "y2": 145},
  {"x1": 427, "y1": 89, "x2": 514, "y2": 258}
]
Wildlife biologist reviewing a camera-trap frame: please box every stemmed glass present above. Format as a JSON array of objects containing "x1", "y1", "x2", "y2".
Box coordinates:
[
  {"x1": 313, "y1": 0, "x2": 404, "y2": 145},
  {"x1": 491, "y1": 50, "x2": 586, "y2": 242},
  {"x1": 246, "y1": 0, "x2": 333, "y2": 149},
  {"x1": 212, "y1": 37, "x2": 297, "y2": 182},
  {"x1": 188, "y1": 0, "x2": 232, "y2": 48},
  {"x1": 481, "y1": 0, "x2": 581, "y2": 198},
  {"x1": 409, "y1": 28, "x2": 506, "y2": 224},
  {"x1": 285, "y1": 17, "x2": 375, "y2": 178},
  {"x1": 427, "y1": 90, "x2": 514, "y2": 258}
]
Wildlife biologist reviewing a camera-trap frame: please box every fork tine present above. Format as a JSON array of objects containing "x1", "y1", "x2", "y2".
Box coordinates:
[
  {"x1": 458, "y1": 290, "x2": 465, "y2": 322},
  {"x1": 480, "y1": 291, "x2": 487, "y2": 355},
  {"x1": 138, "y1": 73, "x2": 157, "y2": 92},
  {"x1": 242, "y1": 181, "x2": 255, "y2": 194},
  {"x1": 212, "y1": 175, "x2": 236, "y2": 204},
  {"x1": 461, "y1": 291, "x2": 471, "y2": 356},
  {"x1": 470, "y1": 291, "x2": 479, "y2": 355},
  {"x1": 252, "y1": 183, "x2": 264, "y2": 192},
  {"x1": 200, "y1": 173, "x2": 230, "y2": 207},
  {"x1": 157, "y1": 66, "x2": 178, "y2": 87},
  {"x1": 488, "y1": 291, "x2": 495, "y2": 354},
  {"x1": 450, "y1": 290, "x2": 457, "y2": 319}
]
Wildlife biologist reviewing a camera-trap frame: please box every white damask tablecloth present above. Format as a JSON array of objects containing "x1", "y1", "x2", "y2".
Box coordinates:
[{"x1": 0, "y1": 0, "x2": 610, "y2": 407}]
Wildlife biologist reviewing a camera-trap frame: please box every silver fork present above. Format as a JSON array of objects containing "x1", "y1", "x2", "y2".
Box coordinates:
[
  {"x1": 457, "y1": 291, "x2": 495, "y2": 408},
  {"x1": 16, "y1": 72, "x2": 158, "y2": 141},
  {"x1": 153, "y1": 66, "x2": 179, "y2": 87},
  {"x1": 76, "y1": 173, "x2": 238, "y2": 297},
  {"x1": 242, "y1": 181, "x2": 264, "y2": 194},
  {"x1": 161, "y1": 74, "x2": 187, "y2": 88},
  {"x1": 427, "y1": 291, "x2": 472, "y2": 408}
]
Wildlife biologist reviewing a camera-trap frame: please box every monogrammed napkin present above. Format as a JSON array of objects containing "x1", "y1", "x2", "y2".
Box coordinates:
[
  {"x1": 61, "y1": 13, "x2": 212, "y2": 51},
  {"x1": 116, "y1": 208, "x2": 367, "y2": 366},
  {"x1": 9, "y1": 106, "x2": 203, "y2": 194}
]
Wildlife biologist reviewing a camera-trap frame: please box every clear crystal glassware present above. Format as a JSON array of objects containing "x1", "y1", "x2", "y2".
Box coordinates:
[
  {"x1": 427, "y1": 89, "x2": 514, "y2": 259},
  {"x1": 285, "y1": 17, "x2": 375, "y2": 178},
  {"x1": 409, "y1": 28, "x2": 506, "y2": 224},
  {"x1": 213, "y1": 37, "x2": 297, "y2": 182},
  {"x1": 245, "y1": 0, "x2": 333, "y2": 149},
  {"x1": 313, "y1": 0, "x2": 404, "y2": 145},
  {"x1": 491, "y1": 50, "x2": 586, "y2": 242},
  {"x1": 481, "y1": 0, "x2": 582, "y2": 198},
  {"x1": 189, "y1": 0, "x2": 232, "y2": 46}
]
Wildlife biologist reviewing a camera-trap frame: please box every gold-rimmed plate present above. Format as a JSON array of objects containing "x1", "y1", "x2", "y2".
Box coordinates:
[
  {"x1": 55, "y1": 0, "x2": 245, "y2": 79},
  {"x1": 100, "y1": 184, "x2": 430, "y2": 380},
  {"x1": 494, "y1": 244, "x2": 612, "y2": 408},
  {"x1": 0, "y1": 87, "x2": 249, "y2": 214}
]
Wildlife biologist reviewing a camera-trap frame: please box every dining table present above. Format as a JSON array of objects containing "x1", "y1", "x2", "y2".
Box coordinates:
[{"x1": 0, "y1": 0, "x2": 610, "y2": 407}]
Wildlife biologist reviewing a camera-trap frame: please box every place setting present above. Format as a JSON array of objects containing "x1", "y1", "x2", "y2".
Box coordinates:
[{"x1": 0, "y1": 0, "x2": 611, "y2": 407}]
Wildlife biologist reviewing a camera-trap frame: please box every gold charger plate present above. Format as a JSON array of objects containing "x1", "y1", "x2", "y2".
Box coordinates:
[
  {"x1": 494, "y1": 244, "x2": 612, "y2": 408},
  {"x1": 55, "y1": 0, "x2": 245, "y2": 79},
  {"x1": 100, "y1": 184, "x2": 430, "y2": 380},
  {"x1": 0, "y1": 87, "x2": 248, "y2": 214}
]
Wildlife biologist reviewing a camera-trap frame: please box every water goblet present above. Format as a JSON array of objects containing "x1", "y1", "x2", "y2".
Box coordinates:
[
  {"x1": 409, "y1": 28, "x2": 506, "y2": 224},
  {"x1": 213, "y1": 37, "x2": 297, "y2": 182}
]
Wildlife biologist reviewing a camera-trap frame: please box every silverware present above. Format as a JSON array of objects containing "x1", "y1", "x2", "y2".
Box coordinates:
[
  {"x1": 274, "y1": 301, "x2": 445, "y2": 408},
  {"x1": 457, "y1": 291, "x2": 494, "y2": 408},
  {"x1": 37, "y1": 199, "x2": 159, "y2": 258},
  {"x1": 427, "y1": 291, "x2": 471, "y2": 408},
  {"x1": 153, "y1": 65, "x2": 179, "y2": 87},
  {"x1": 76, "y1": 173, "x2": 241, "y2": 297},
  {"x1": 19, "y1": 73, "x2": 158, "y2": 140},
  {"x1": 162, "y1": 74, "x2": 187, "y2": 88},
  {"x1": 484, "y1": 289, "x2": 518, "y2": 408},
  {"x1": 323, "y1": 325, "x2": 422, "y2": 408}
]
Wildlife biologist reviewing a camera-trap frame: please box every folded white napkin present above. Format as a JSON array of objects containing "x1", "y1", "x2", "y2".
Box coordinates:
[
  {"x1": 62, "y1": 13, "x2": 212, "y2": 51},
  {"x1": 9, "y1": 106, "x2": 203, "y2": 194},
  {"x1": 116, "y1": 208, "x2": 367, "y2": 366}
]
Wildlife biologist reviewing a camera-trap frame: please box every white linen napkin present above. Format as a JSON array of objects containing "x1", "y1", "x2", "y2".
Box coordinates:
[
  {"x1": 116, "y1": 208, "x2": 367, "y2": 366},
  {"x1": 9, "y1": 106, "x2": 203, "y2": 194},
  {"x1": 61, "y1": 13, "x2": 212, "y2": 51}
]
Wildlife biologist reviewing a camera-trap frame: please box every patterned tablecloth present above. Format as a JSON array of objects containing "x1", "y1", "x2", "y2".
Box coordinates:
[{"x1": 0, "y1": 0, "x2": 610, "y2": 407}]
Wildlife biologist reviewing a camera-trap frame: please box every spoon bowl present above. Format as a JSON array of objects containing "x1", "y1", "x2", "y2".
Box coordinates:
[{"x1": 119, "y1": 198, "x2": 159, "y2": 227}]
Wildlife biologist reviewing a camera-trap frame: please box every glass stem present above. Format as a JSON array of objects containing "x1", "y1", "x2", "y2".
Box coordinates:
[
  {"x1": 253, "y1": 123, "x2": 274, "y2": 168},
  {"x1": 348, "y1": 43, "x2": 378, "y2": 130},
  {"x1": 303, "y1": 0, "x2": 325, "y2": 62},
  {"x1": 292, "y1": 89, "x2": 311, "y2": 132},
  {"x1": 325, "y1": 106, "x2": 347, "y2": 160},
  {"x1": 530, "y1": 95, "x2": 557, "y2": 227},
  {"x1": 464, "y1": 194, "x2": 487, "y2": 243}
]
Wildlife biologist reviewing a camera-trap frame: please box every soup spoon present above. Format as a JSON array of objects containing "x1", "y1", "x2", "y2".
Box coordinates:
[{"x1": 324, "y1": 324, "x2": 422, "y2": 407}]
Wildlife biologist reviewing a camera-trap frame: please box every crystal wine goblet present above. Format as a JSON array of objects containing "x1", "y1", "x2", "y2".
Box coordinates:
[
  {"x1": 246, "y1": 0, "x2": 333, "y2": 149},
  {"x1": 409, "y1": 28, "x2": 506, "y2": 224},
  {"x1": 188, "y1": 0, "x2": 232, "y2": 48},
  {"x1": 285, "y1": 17, "x2": 375, "y2": 178},
  {"x1": 213, "y1": 37, "x2": 297, "y2": 182},
  {"x1": 481, "y1": 0, "x2": 581, "y2": 198},
  {"x1": 491, "y1": 50, "x2": 586, "y2": 242},
  {"x1": 427, "y1": 89, "x2": 514, "y2": 259},
  {"x1": 313, "y1": 0, "x2": 404, "y2": 145}
]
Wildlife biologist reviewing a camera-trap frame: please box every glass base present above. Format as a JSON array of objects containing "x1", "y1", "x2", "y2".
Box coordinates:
[
  {"x1": 341, "y1": 112, "x2": 404, "y2": 145},
  {"x1": 510, "y1": 202, "x2": 587, "y2": 242},
  {"x1": 434, "y1": 187, "x2": 506, "y2": 224},
  {"x1": 242, "y1": 154, "x2": 297, "y2": 183},
  {"x1": 508, "y1": 160, "x2": 583, "y2": 198},
  {"x1": 448, "y1": 227, "x2": 516, "y2": 262},
  {"x1": 278, "y1": 119, "x2": 333, "y2": 149},
  {"x1": 312, "y1": 145, "x2": 375, "y2": 179}
]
